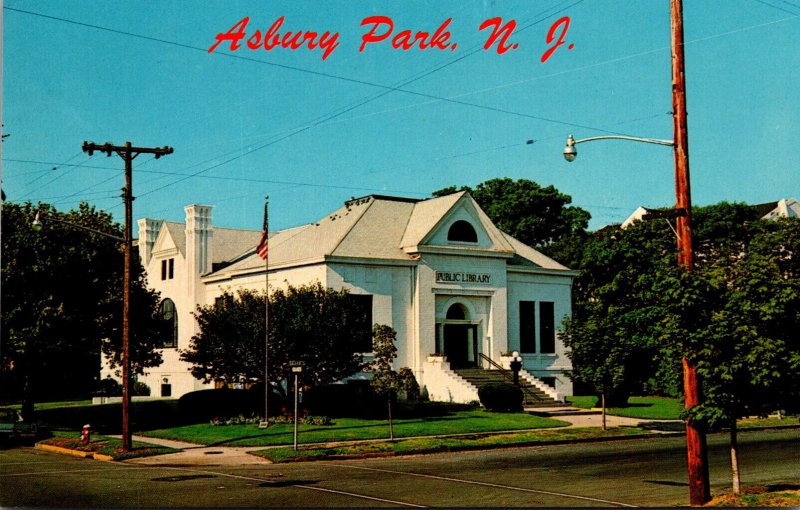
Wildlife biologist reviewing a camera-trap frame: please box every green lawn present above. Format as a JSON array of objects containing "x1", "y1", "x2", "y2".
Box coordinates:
[
  {"x1": 568, "y1": 396, "x2": 683, "y2": 420},
  {"x1": 1, "y1": 400, "x2": 93, "y2": 411},
  {"x1": 255, "y1": 426, "x2": 649, "y2": 463},
  {"x1": 141, "y1": 410, "x2": 569, "y2": 447}
]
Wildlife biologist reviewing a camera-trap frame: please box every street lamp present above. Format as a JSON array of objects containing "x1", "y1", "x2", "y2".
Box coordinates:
[
  {"x1": 509, "y1": 351, "x2": 523, "y2": 386},
  {"x1": 32, "y1": 211, "x2": 124, "y2": 242},
  {"x1": 561, "y1": 1, "x2": 709, "y2": 505},
  {"x1": 562, "y1": 134, "x2": 674, "y2": 162}
]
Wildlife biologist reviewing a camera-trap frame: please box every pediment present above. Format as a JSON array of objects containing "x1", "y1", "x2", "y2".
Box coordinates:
[
  {"x1": 403, "y1": 193, "x2": 514, "y2": 255},
  {"x1": 151, "y1": 222, "x2": 184, "y2": 258}
]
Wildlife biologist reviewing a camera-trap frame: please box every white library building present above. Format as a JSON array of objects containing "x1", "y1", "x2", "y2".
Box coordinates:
[{"x1": 123, "y1": 191, "x2": 577, "y2": 404}]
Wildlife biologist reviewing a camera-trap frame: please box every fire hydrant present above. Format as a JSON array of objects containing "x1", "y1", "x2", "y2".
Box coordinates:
[{"x1": 81, "y1": 424, "x2": 91, "y2": 445}]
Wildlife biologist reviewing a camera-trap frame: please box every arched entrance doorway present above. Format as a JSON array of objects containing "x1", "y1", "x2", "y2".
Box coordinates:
[{"x1": 443, "y1": 303, "x2": 479, "y2": 369}]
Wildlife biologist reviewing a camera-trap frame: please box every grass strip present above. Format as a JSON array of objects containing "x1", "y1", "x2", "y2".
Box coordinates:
[
  {"x1": 37, "y1": 431, "x2": 179, "y2": 461},
  {"x1": 251, "y1": 426, "x2": 651, "y2": 463},
  {"x1": 140, "y1": 410, "x2": 568, "y2": 447},
  {"x1": 707, "y1": 483, "x2": 800, "y2": 507}
]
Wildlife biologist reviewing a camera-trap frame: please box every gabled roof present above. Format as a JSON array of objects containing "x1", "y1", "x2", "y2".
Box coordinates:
[
  {"x1": 400, "y1": 192, "x2": 464, "y2": 248},
  {"x1": 212, "y1": 227, "x2": 264, "y2": 264},
  {"x1": 209, "y1": 193, "x2": 569, "y2": 279},
  {"x1": 150, "y1": 221, "x2": 261, "y2": 265},
  {"x1": 153, "y1": 221, "x2": 186, "y2": 257}
]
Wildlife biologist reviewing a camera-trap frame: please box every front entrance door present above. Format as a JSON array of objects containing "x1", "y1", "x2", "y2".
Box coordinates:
[{"x1": 444, "y1": 324, "x2": 478, "y2": 369}]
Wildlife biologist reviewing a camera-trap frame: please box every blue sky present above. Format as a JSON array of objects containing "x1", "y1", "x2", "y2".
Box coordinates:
[{"x1": 3, "y1": 1, "x2": 799, "y2": 232}]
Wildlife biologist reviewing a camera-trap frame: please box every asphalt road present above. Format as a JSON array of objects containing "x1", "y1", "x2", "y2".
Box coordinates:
[{"x1": 1, "y1": 428, "x2": 798, "y2": 507}]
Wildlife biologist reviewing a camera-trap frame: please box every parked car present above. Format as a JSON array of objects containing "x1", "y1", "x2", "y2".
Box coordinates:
[{"x1": 0, "y1": 409, "x2": 39, "y2": 446}]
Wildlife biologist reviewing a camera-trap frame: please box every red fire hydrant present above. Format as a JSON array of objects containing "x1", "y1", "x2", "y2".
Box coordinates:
[{"x1": 81, "y1": 424, "x2": 91, "y2": 445}]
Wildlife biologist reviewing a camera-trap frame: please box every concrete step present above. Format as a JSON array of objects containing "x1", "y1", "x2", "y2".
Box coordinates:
[{"x1": 452, "y1": 368, "x2": 560, "y2": 406}]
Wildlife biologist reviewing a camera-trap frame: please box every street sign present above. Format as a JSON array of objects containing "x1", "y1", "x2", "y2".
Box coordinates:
[{"x1": 289, "y1": 360, "x2": 305, "y2": 373}]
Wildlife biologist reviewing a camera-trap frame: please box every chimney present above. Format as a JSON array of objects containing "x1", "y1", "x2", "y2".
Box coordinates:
[
  {"x1": 185, "y1": 205, "x2": 214, "y2": 304},
  {"x1": 136, "y1": 218, "x2": 163, "y2": 267}
]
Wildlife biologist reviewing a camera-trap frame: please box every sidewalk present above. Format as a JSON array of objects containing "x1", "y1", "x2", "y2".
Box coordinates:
[
  {"x1": 525, "y1": 406, "x2": 681, "y2": 429},
  {"x1": 120, "y1": 435, "x2": 271, "y2": 466}
]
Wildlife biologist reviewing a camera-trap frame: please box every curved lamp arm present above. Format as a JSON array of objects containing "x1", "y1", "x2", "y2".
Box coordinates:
[
  {"x1": 32, "y1": 211, "x2": 125, "y2": 242},
  {"x1": 563, "y1": 134, "x2": 674, "y2": 162}
]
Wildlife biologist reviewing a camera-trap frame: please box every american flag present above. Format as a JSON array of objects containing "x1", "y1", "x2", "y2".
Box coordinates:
[
  {"x1": 256, "y1": 231, "x2": 268, "y2": 260},
  {"x1": 256, "y1": 199, "x2": 268, "y2": 260}
]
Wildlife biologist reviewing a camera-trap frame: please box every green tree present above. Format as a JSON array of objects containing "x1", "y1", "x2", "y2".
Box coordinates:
[
  {"x1": 566, "y1": 202, "x2": 800, "y2": 495},
  {"x1": 563, "y1": 218, "x2": 678, "y2": 405},
  {"x1": 672, "y1": 218, "x2": 800, "y2": 494},
  {"x1": 182, "y1": 283, "x2": 371, "y2": 396},
  {"x1": 370, "y1": 324, "x2": 400, "y2": 440},
  {"x1": 1, "y1": 202, "x2": 164, "y2": 416},
  {"x1": 433, "y1": 178, "x2": 591, "y2": 266}
]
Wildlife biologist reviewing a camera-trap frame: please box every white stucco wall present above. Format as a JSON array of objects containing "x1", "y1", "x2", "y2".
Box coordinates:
[{"x1": 506, "y1": 269, "x2": 574, "y2": 396}]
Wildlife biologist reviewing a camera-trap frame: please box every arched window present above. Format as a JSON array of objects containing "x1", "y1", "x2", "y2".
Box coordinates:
[
  {"x1": 447, "y1": 220, "x2": 478, "y2": 243},
  {"x1": 446, "y1": 303, "x2": 467, "y2": 320},
  {"x1": 159, "y1": 299, "x2": 178, "y2": 348}
]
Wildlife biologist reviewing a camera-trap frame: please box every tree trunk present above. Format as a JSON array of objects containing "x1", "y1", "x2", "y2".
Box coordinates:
[
  {"x1": 601, "y1": 391, "x2": 607, "y2": 431},
  {"x1": 21, "y1": 368, "x2": 35, "y2": 422},
  {"x1": 730, "y1": 418, "x2": 741, "y2": 496},
  {"x1": 388, "y1": 396, "x2": 394, "y2": 441}
]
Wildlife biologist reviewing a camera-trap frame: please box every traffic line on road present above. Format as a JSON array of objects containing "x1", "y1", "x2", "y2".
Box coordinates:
[
  {"x1": 329, "y1": 464, "x2": 638, "y2": 508},
  {"x1": 159, "y1": 466, "x2": 428, "y2": 508}
]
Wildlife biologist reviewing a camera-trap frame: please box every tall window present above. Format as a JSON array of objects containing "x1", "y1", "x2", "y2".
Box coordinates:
[
  {"x1": 539, "y1": 302, "x2": 555, "y2": 353},
  {"x1": 519, "y1": 301, "x2": 536, "y2": 353},
  {"x1": 161, "y1": 258, "x2": 175, "y2": 280},
  {"x1": 160, "y1": 298, "x2": 178, "y2": 348},
  {"x1": 447, "y1": 220, "x2": 478, "y2": 243},
  {"x1": 348, "y1": 294, "x2": 373, "y2": 353}
]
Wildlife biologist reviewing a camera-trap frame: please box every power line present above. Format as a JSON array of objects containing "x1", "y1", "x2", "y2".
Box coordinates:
[{"x1": 751, "y1": 0, "x2": 800, "y2": 15}]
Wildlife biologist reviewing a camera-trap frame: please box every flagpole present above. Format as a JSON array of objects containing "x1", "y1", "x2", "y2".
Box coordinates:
[{"x1": 262, "y1": 196, "x2": 270, "y2": 427}]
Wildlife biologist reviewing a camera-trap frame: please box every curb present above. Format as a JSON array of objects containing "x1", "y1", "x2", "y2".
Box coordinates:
[
  {"x1": 36, "y1": 442, "x2": 117, "y2": 462},
  {"x1": 36, "y1": 443, "x2": 94, "y2": 459}
]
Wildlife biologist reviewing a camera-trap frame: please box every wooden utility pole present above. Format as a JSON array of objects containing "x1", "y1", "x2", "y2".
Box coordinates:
[
  {"x1": 669, "y1": 0, "x2": 710, "y2": 505},
  {"x1": 82, "y1": 141, "x2": 173, "y2": 452}
]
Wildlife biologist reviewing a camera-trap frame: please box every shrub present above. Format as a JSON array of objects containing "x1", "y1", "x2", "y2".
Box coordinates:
[
  {"x1": 478, "y1": 382, "x2": 523, "y2": 412},
  {"x1": 178, "y1": 389, "x2": 258, "y2": 423},
  {"x1": 245, "y1": 383, "x2": 286, "y2": 417},
  {"x1": 94, "y1": 377, "x2": 122, "y2": 397},
  {"x1": 304, "y1": 382, "x2": 385, "y2": 418},
  {"x1": 133, "y1": 382, "x2": 151, "y2": 396},
  {"x1": 398, "y1": 367, "x2": 420, "y2": 401}
]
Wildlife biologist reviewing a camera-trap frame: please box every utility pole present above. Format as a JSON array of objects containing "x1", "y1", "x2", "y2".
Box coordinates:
[
  {"x1": 82, "y1": 141, "x2": 173, "y2": 452},
  {"x1": 670, "y1": 0, "x2": 710, "y2": 505}
]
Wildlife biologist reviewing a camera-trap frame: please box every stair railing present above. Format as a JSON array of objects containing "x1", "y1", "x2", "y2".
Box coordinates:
[{"x1": 477, "y1": 353, "x2": 544, "y2": 404}]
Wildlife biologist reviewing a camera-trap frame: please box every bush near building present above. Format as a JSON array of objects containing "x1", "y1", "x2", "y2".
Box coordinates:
[{"x1": 478, "y1": 382, "x2": 523, "y2": 412}]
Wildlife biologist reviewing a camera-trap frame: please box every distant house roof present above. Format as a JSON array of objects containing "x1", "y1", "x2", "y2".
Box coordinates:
[
  {"x1": 621, "y1": 198, "x2": 799, "y2": 229},
  {"x1": 760, "y1": 198, "x2": 799, "y2": 219}
]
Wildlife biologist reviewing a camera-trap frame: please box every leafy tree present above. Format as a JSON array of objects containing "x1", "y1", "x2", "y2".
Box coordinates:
[
  {"x1": 370, "y1": 324, "x2": 400, "y2": 440},
  {"x1": 1, "y1": 202, "x2": 164, "y2": 417},
  {"x1": 563, "y1": 219, "x2": 677, "y2": 405},
  {"x1": 566, "y1": 202, "x2": 800, "y2": 494},
  {"x1": 182, "y1": 283, "x2": 370, "y2": 398},
  {"x1": 433, "y1": 178, "x2": 591, "y2": 266},
  {"x1": 673, "y1": 218, "x2": 800, "y2": 494}
]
